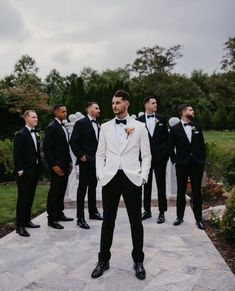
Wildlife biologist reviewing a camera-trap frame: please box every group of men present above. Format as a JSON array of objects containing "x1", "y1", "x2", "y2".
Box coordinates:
[{"x1": 13, "y1": 90, "x2": 206, "y2": 280}]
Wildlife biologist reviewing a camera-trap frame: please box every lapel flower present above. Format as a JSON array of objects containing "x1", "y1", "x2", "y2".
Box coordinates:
[
  {"x1": 35, "y1": 132, "x2": 40, "y2": 139},
  {"x1": 191, "y1": 126, "x2": 196, "y2": 133},
  {"x1": 124, "y1": 127, "x2": 135, "y2": 139}
]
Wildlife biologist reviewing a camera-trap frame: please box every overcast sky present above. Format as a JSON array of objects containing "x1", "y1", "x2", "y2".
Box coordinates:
[{"x1": 0, "y1": 0, "x2": 234, "y2": 79}]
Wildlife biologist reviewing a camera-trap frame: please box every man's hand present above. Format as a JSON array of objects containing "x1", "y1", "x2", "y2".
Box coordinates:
[
  {"x1": 52, "y1": 165, "x2": 64, "y2": 176},
  {"x1": 80, "y1": 155, "x2": 87, "y2": 162}
]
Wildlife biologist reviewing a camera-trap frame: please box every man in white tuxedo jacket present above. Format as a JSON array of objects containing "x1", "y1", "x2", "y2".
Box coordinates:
[{"x1": 91, "y1": 90, "x2": 151, "y2": 280}]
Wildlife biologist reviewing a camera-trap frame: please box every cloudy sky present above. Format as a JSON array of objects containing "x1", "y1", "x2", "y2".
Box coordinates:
[{"x1": 0, "y1": 0, "x2": 234, "y2": 79}]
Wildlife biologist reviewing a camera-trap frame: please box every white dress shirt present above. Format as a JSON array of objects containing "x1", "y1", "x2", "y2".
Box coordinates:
[
  {"x1": 55, "y1": 118, "x2": 69, "y2": 141},
  {"x1": 88, "y1": 115, "x2": 98, "y2": 140},
  {"x1": 145, "y1": 113, "x2": 155, "y2": 137},
  {"x1": 181, "y1": 120, "x2": 192, "y2": 143},
  {"x1": 26, "y1": 125, "x2": 38, "y2": 151},
  {"x1": 115, "y1": 117, "x2": 128, "y2": 169}
]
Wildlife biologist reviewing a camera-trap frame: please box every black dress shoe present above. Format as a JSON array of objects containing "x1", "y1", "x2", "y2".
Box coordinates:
[
  {"x1": 196, "y1": 221, "x2": 205, "y2": 230},
  {"x1": 48, "y1": 221, "x2": 64, "y2": 229},
  {"x1": 57, "y1": 215, "x2": 74, "y2": 222},
  {"x1": 77, "y1": 218, "x2": 90, "y2": 229},
  {"x1": 173, "y1": 218, "x2": 184, "y2": 226},
  {"x1": 133, "y1": 262, "x2": 146, "y2": 280},
  {"x1": 157, "y1": 213, "x2": 165, "y2": 224},
  {"x1": 91, "y1": 261, "x2": 109, "y2": 278},
  {"x1": 89, "y1": 212, "x2": 103, "y2": 220},
  {"x1": 16, "y1": 227, "x2": 30, "y2": 237},
  {"x1": 142, "y1": 211, "x2": 152, "y2": 221},
  {"x1": 24, "y1": 221, "x2": 40, "y2": 228}
]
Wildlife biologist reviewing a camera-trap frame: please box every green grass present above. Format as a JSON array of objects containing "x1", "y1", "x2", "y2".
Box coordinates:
[
  {"x1": 0, "y1": 182, "x2": 48, "y2": 224},
  {"x1": 203, "y1": 130, "x2": 235, "y2": 151}
]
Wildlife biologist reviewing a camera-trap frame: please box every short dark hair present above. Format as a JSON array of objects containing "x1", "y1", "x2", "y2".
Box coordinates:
[
  {"x1": 86, "y1": 101, "x2": 98, "y2": 109},
  {"x1": 143, "y1": 96, "x2": 157, "y2": 105},
  {"x1": 53, "y1": 104, "x2": 65, "y2": 111},
  {"x1": 178, "y1": 103, "x2": 191, "y2": 116},
  {"x1": 113, "y1": 90, "x2": 130, "y2": 101}
]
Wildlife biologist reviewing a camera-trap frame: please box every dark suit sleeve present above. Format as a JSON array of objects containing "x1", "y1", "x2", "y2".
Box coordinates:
[
  {"x1": 13, "y1": 132, "x2": 24, "y2": 171},
  {"x1": 69, "y1": 121, "x2": 86, "y2": 160},
  {"x1": 168, "y1": 127, "x2": 176, "y2": 164},
  {"x1": 199, "y1": 128, "x2": 206, "y2": 163},
  {"x1": 43, "y1": 126, "x2": 57, "y2": 168}
]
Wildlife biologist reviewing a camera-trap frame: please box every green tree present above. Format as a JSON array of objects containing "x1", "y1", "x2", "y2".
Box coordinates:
[{"x1": 221, "y1": 36, "x2": 235, "y2": 72}]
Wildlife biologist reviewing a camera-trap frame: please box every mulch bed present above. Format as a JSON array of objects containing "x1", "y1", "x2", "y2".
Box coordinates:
[{"x1": 202, "y1": 195, "x2": 235, "y2": 275}]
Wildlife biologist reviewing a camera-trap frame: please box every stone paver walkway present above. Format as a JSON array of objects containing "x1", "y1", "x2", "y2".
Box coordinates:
[{"x1": 0, "y1": 206, "x2": 234, "y2": 291}]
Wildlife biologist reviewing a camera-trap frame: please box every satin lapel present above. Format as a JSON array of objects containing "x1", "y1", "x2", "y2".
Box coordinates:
[
  {"x1": 142, "y1": 115, "x2": 152, "y2": 139},
  {"x1": 179, "y1": 123, "x2": 191, "y2": 144},
  {"x1": 54, "y1": 120, "x2": 68, "y2": 142},
  {"x1": 110, "y1": 119, "x2": 121, "y2": 152},
  {"x1": 23, "y1": 127, "x2": 37, "y2": 152},
  {"x1": 120, "y1": 117, "x2": 134, "y2": 153},
  {"x1": 86, "y1": 116, "x2": 98, "y2": 140}
]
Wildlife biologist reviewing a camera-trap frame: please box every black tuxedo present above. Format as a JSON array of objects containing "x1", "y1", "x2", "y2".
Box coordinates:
[
  {"x1": 43, "y1": 119, "x2": 72, "y2": 221},
  {"x1": 13, "y1": 127, "x2": 42, "y2": 227},
  {"x1": 70, "y1": 116, "x2": 99, "y2": 219},
  {"x1": 137, "y1": 113, "x2": 169, "y2": 214},
  {"x1": 168, "y1": 121, "x2": 206, "y2": 221}
]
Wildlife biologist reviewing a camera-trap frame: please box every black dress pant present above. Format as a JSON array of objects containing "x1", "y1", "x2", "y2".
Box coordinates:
[
  {"x1": 16, "y1": 164, "x2": 41, "y2": 227},
  {"x1": 175, "y1": 162, "x2": 204, "y2": 221},
  {"x1": 98, "y1": 170, "x2": 144, "y2": 263},
  {"x1": 47, "y1": 168, "x2": 69, "y2": 221},
  {"x1": 143, "y1": 160, "x2": 168, "y2": 213},
  {"x1": 77, "y1": 161, "x2": 98, "y2": 219}
]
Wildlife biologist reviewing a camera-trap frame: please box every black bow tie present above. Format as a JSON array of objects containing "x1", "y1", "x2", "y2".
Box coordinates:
[
  {"x1": 115, "y1": 119, "x2": 127, "y2": 125},
  {"x1": 184, "y1": 122, "x2": 192, "y2": 126},
  {"x1": 91, "y1": 119, "x2": 97, "y2": 124},
  {"x1": 30, "y1": 129, "x2": 36, "y2": 133},
  {"x1": 147, "y1": 114, "x2": 155, "y2": 118}
]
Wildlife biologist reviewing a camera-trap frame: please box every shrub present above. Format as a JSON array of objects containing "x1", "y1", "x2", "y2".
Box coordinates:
[
  {"x1": 220, "y1": 187, "x2": 235, "y2": 240},
  {"x1": 0, "y1": 139, "x2": 14, "y2": 181},
  {"x1": 205, "y1": 142, "x2": 235, "y2": 188}
]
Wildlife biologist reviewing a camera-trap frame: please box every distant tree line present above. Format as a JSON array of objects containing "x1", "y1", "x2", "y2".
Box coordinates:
[{"x1": 0, "y1": 36, "x2": 235, "y2": 139}]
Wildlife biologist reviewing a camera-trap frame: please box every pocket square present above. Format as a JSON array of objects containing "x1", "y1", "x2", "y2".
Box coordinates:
[
  {"x1": 158, "y1": 123, "x2": 163, "y2": 126},
  {"x1": 194, "y1": 131, "x2": 199, "y2": 134}
]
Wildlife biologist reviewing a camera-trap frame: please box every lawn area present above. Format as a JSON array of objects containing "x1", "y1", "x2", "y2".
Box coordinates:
[
  {"x1": 203, "y1": 130, "x2": 235, "y2": 151},
  {"x1": 0, "y1": 182, "x2": 48, "y2": 225}
]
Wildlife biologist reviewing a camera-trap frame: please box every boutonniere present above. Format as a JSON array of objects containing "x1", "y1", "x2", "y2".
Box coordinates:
[
  {"x1": 35, "y1": 132, "x2": 41, "y2": 139},
  {"x1": 155, "y1": 118, "x2": 159, "y2": 124},
  {"x1": 124, "y1": 127, "x2": 135, "y2": 139},
  {"x1": 191, "y1": 126, "x2": 196, "y2": 133}
]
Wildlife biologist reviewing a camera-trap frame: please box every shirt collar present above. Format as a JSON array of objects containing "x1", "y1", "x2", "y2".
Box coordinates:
[{"x1": 25, "y1": 125, "x2": 34, "y2": 132}]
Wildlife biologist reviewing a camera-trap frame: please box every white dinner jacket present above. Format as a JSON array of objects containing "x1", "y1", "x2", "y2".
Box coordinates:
[{"x1": 96, "y1": 115, "x2": 151, "y2": 186}]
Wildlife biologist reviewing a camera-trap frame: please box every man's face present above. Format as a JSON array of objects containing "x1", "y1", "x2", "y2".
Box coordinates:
[
  {"x1": 112, "y1": 96, "x2": 129, "y2": 115},
  {"x1": 146, "y1": 98, "x2": 157, "y2": 113},
  {"x1": 184, "y1": 106, "x2": 195, "y2": 119},
  {"x1": 25, "y1": 112, "x2": 38, "y2": 128},
  {"x1": 89, "y1": 103, "x2": 100, "y2": 118},
  {"x1": 55, "y1": 106, "x2": 67, "y2": 121}
]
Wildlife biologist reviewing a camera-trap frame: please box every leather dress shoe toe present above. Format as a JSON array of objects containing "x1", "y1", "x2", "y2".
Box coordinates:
[
  {"x1": 89, "y1": 212, "x2": 103, "y2": 220},
  {"x1": 196, "y1": 221, "x2": 205, "y2": 230},
  {"x1": 24, "y1": 221, "x2": 40, "y2": 228},
  {"x1": 77, "y1": 218, "x2": 90, "y2": 229},
  {"x1": 58, "y1": 215, "x2": 74, "y2": 222},
  {"x1": 91, "y1": 261, "x2": 109, "y2": 278},
  {"x1": 133, "y1": 262, "x2": 146, "y2": 280},
  {"x1": 142, "y1": 211, "x2": 152, "y2": 221},
  {"x1": 157, "y1": 213, "x2": 165, "y2": 224},
  {"x1": 173, "y1": 218, "x2": 184, "y2": 226},
  {"x1": 48, "y1": 221, "x2": 64, "y2": 229},
  {"x1": 16, "y1": 227, "x2": 30, "y2": 237}
]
